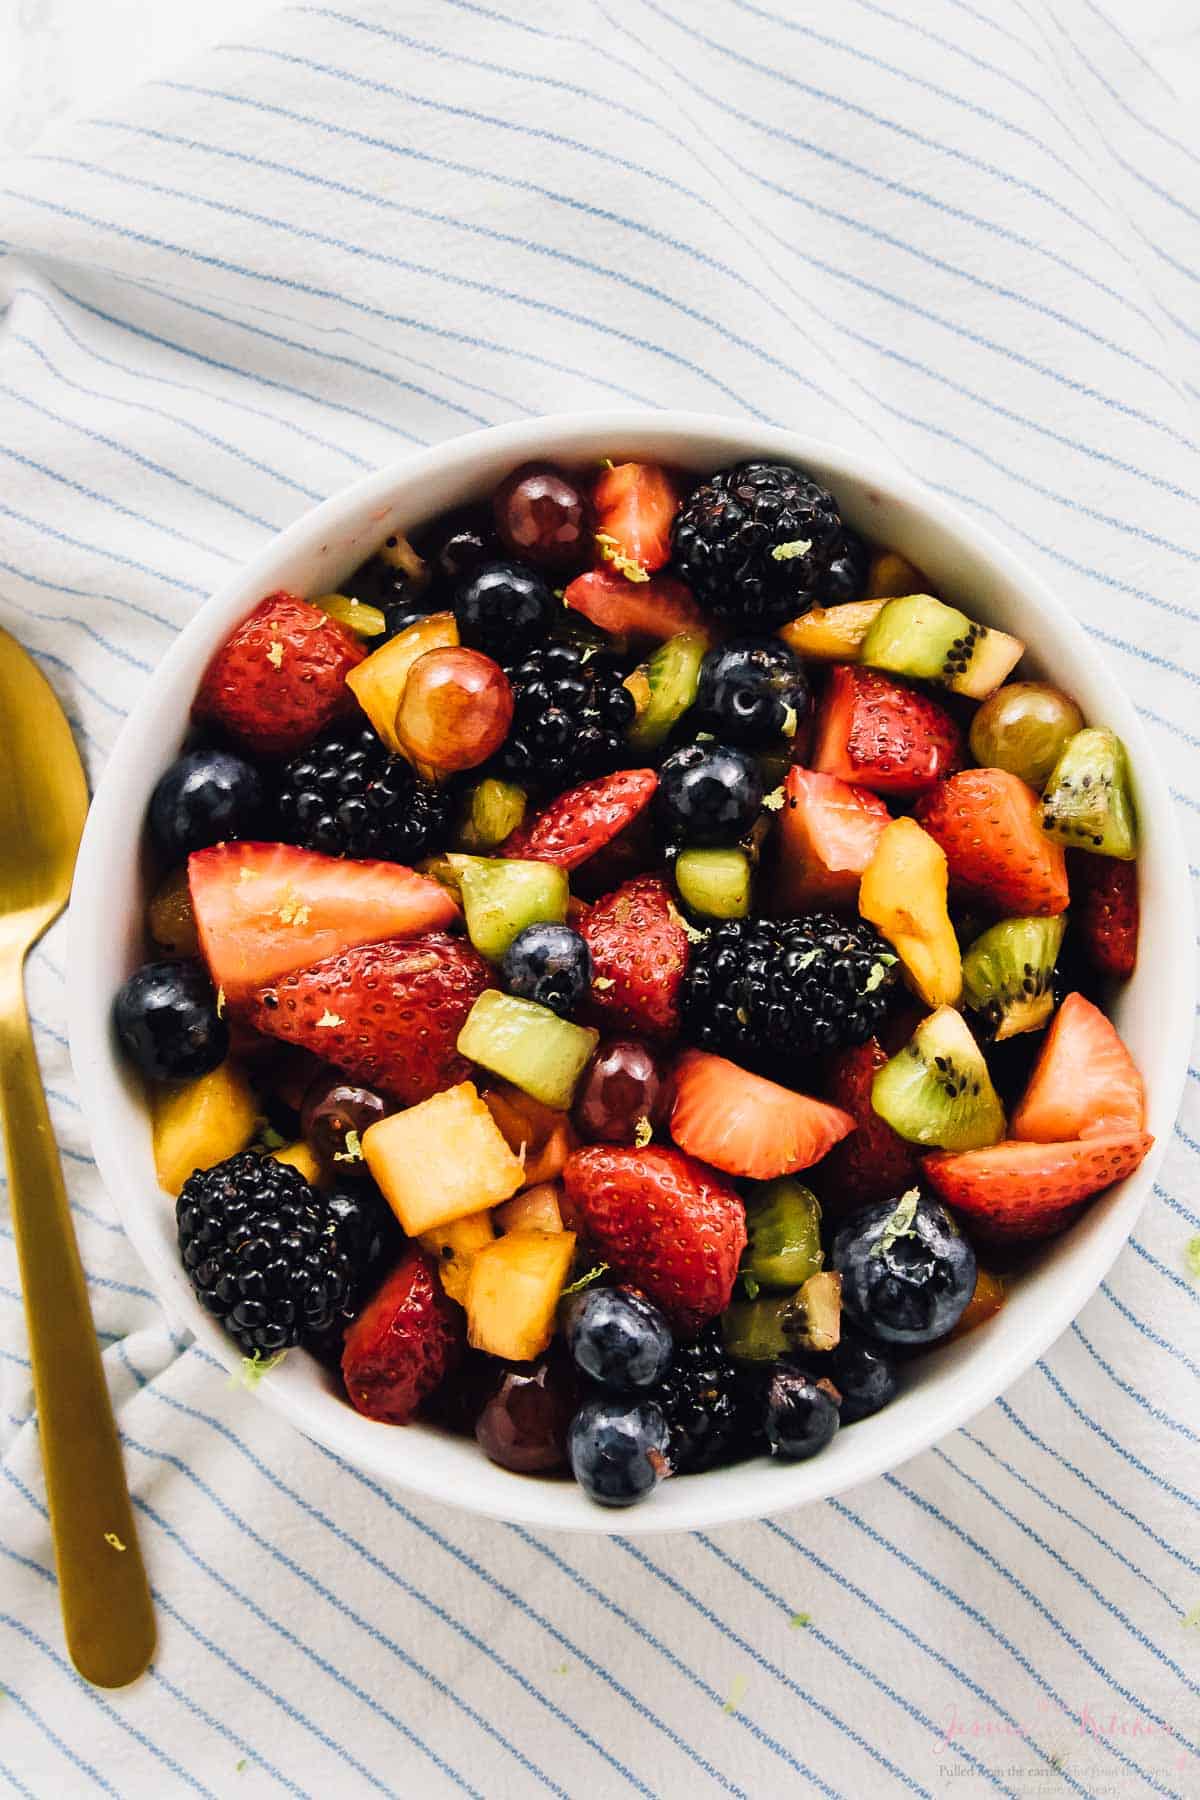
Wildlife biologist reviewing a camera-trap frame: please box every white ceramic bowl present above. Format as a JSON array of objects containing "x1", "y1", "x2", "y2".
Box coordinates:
[{"x1": 69, "y1": 411, "x2": 1193, "y2": 1534}]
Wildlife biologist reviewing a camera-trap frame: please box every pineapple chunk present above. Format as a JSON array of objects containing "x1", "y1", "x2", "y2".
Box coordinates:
[
  {"x1": 418, "y1": 1210, "x2": 496, "y2": 1305},
  {"x1": 152, "y1": 1062, "x2": 259, "y2": 1196},
  {"x1": 362, "y1": 1081, "x2": 524, "y2": 1235},
  {"x1": 494, "y1": 1182, "x2": 564, "y2": 1234},
  {"x1": 270, "y1": 1140, "x2": 324, "y2": 1187},
  {"x1": 466, "y1": 1229, "x2": 577, "y2": 1361},
  {"x1": 864, "y1": 550, "x2": 929, "y2": 600},
  {"x1": 345, "y1": 610, "x2": 457, "y2": 752},
  {"x1": 778, "y1": 598, "x2": 883, "y2": 661},
  {"x1": 482, "y1": 1083, "x2": 578, "y2": 1184},
  {"x1": 859, "y1": 816, "x2": 962, "y2": 1008}
]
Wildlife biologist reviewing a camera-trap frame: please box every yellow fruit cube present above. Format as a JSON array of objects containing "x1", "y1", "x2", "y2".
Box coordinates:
[
  {"x1": 270, "y1": 1141, "x2": 324, "y2": 1187},
  {"x1": 418, "y1": 1210, "x2": 496, "y2": 1305},
  {"x1": 362, "y1": 1081, "x2": 524, "y2": 1235},
  {"x1": 494, "y1": 1182, "x2": 564, "y2": 1235},
  {"x1": 778, "y1": 598, "x2": 883, "y2": 661},
  {"x1": 345, "y1": 610, "x2": 458, "y2": 752},
  {"x1": 465, "y1": 1229, "x2": 577, "y2": 1361},
  {"x1": 859, "y1": 816, "x2": 962, "y2": 1009},
  {"x1": 152, "y1": 1062, "x2": 259, "y2": 1196}
]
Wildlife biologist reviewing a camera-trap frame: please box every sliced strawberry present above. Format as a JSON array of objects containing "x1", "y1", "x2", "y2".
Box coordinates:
[
  {"x1": 579, "y1": 874, "x2": 689, "y2": 1040},
  {"x1": 563, "y1": 1143, "x2": 746, "y2": 1335},
  {"x1": 247, "y1": 932, "x2": 493, "y2": 1104},
  {"x1": 774, "y1": 766, "x2": 891, "y2": 911},
  {"x1": 818, "y1": 1037, "x2": 921, "y2": 1210},
  {"x1": 564, "y1": 567, "x2": 705, "y2": 641},
  {"x1": 342, "y1": 1246, "x2": 465, "y2": 1425},
  {"x1": 670, "y1": 1048, "x2": 854, "y2": 1180},
  {"x1": 188, "y1": 842, "x2": 459, "y2": 1007},
  {"x1": 811, "y1": 665, "x2": 963, "y2": 796},
  {"x1": 1070, "y1": 850, "x2": 1138, "y2": 979},
  {"x1": 914, "y1": 768, "x2": 1069, "y2": 915},
  {"x1": 922, "y1": 1133, "x2": 1153, "y2": 1243},
  {"x1": 502, "y1": 769, "x2": 658, "y2": 870},
  {"x1": 1011, "y1": 993, "x2": 1145, "y2": 1142},
  {"x1": 593, "y1": 461, "x2": 679, "y2": 578},
  {"x1": 193, "y1": 592, "x2": 364, "y2": 755}
]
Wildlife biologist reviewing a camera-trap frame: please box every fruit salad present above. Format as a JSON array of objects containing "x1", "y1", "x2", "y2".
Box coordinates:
[{"x1": 114, "y1": 454, "x2": 1152, "y2": 1509}]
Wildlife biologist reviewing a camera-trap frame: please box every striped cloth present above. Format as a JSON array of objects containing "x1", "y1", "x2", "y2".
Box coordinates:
[{"x1": 2, "y1": 2, "x2": 1198, "y2": 1794}]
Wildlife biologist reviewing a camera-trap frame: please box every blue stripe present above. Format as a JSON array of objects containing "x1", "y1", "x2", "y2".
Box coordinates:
[
  {"x1": 1070, "y1": 1322, "x2": 1200, "y2": 1448},
  {"x1": 0, "y1": 1666, "x2": 119, "y2": 1797},
  {"x1": 0, "y1": 441, "x2": 237, "y2": 565},
  {"x1": 1038, "y1": 1359, "x2": 1200, "y2": 1521},
  {"x1": 0, "y1": 497, "x2": 206, "y2": 595}
]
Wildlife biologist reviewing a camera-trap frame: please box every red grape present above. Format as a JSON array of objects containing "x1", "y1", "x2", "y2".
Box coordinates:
[
  {"x1": 493, "y1": 462, "x2": 592, "y2": 570},
  {"x1": 301, "y1": 1076, "x2": 390, "y2": 1172},
  {"x1": 475, "y1": 1353, "x2": 579, "y2": 1472},
  {"x1": 396, "y1": 646, "x2": 514, "y2": 776},
  {"x1": 573, "y1": 1038, "x2": 669, "y2": 1144}
]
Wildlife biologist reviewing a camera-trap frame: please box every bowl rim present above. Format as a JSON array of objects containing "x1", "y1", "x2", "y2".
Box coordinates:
[{"x1": 67, "y1": 407, "x2": 1194, "y2": 1534}]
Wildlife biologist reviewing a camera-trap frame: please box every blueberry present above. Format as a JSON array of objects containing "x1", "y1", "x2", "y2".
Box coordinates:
[
  {"x1": 113, "y1": 960, "x2": 228, "y2": 1081},
  {"x1": 454, "y1": 560, "x2": 554, "y2": 662},
  {"x1": 657, "y1": 742, "x2": 764, "y2": 846},
  {"x1": 568, "y1": 1396, "x2": 669, "y2": 1506},
  {"x1": 148, "y1": 748, "x2": 265, "y2": 859},
  {"x1": 826, "y1": 1328, "x2": 898, "y2": 1423},
  {"x1": 694, "y1": 638, "x2": 809, "y2": 748},
  {"x1": 501, "y1": 923, "x2": 592, "y2": 1018},
  {"x1": 831, "y1": 1191, "x2": 976, "y2": 1346},
  {"x1": 762, "y1": 1367, "x2": 840, "y2": 1460},
  {"x1": 567, "y1": 1285, "x2": 673, "y2": 1391}
]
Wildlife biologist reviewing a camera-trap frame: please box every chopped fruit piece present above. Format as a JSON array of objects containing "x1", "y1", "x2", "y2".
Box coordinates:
[
  {"x1": 579, "y1": 874, "x2": 689, "y2": 1040},
  {"x1": 819, "y1": 1037, "x2": 921, "y2": 1210},
  {"x1": 495, "y1": 1183, "x2": 565, "y2": 1234},
  {"x1": 564, "y1": 566, "x2": 705, "y2": 640},
  {"x1": 863, "y1": 549, "x2": 929, "y2": 599},
  {"x1": 948, "y1": 1267, "x2": 1007, "y2": 1340},
  {"x1": 482, "y1": 1081, "x2": 579, "y2": 1184},
  {"x1": 147, "y1": 866, "x2": 200, "y2": 957},
  {"x1": 395, "y1": 646, "x2": 513, "y2": 780},
  {"x1": 625, "y1": 630, "x2": 710, "y2": 751},
  {"x1": 922, "y1": 1133, "x2": 1154, "y2": 1243},
  {"x1": 774, "y1": 766, "x2": 890, "y2": 911},
  {"x1": 459, "y1": 858, "x2": 569, "y2": 963},
  {"x1": 670, "y1": 1048, "x2": 855, "y2": 1179},
  {"x1": 860, "y1": 595, "x2": 1023, "y2": 699},
  {"x1": 722, "y1": 1270, "x2": 842, "y2": 1361},
  {"x1": 465, "y1": 1229, "x2": 577, "y2": 1361},
  {"x1": 859, "y1": 816, "x2": 961, "y2": 1008},
  {"x1": 188, "y1": 841, "x2": 458, "y2": 1008},
  {"x1": 593, "y1": 461, "x2": 678, "y2": 577},
  {"x1": 563, "y1": 1143, "x2": 747, "y2": 1335},
  {"x1": 457, "y1": 990, "x2": 599, "y2": 1111},
  {"x1": 674, "y1": 847, "x2": 752, "y2": 919},
  {"x1": 961, "y1": 916, "x2": 1066, "y2": 1040},
  {"x1": 1011, "y1": 992, "x2": 1145, "y2": 1142},
  {"x1": 1071, "y1": 851, "x2": 1138, "y2": 979},
  {"x1": 872, "y1": 1006, "x2": 1005, "y2": 1151},
  {"x1": 151, "y1": 1061, "x2": 259, "y2": 1196},
  {"x1": 270, "y1": 1140, "x2": 324, "y2": 1187},
  {"x1": 458, "y1": 778, "x2": 527, "y2": 851},
  {"x1": 778, "y1": 599, "x2": 884, "y2": 662},
  {"x1": 969, "y1": 682, "x2": 1084, "y2": 789},
  {"x1": 342, "y1": 1246, "x2": 465, "y2": 1425},
  {"x1": 812, "y1": 665, "x2": 963, "y2": 796},
  {"x1": 502, "y1": 769, "x2": 658, "y2": 870},
  {"x1": 741, "y1": 1178, "x2": 824, "y2": 1292},
  {"x1": 1041, "y1": 728, "x2": 1137, "y2": 860},
  {"x1": 362, "y1": 1081, "x2": 524, "y2": 1235},
  {"x1": 248, "y1": 933, "x2": 493, "y2": 1105},
  {"x1": 914, "y1": 768, "x2": 1069, "y2": 916},
  {"x1": 316, "y1": 593, "x2": 388, "y2": 638},
  {"x1": 193, "y1": 591, "x2": 364, "y2": 755},
  {"x1": 345, "y1": 611, "x2": 459, "y2": 752},
  {"x1": 418, "y1": 1211, "x2": 496, "y2": 1305}
]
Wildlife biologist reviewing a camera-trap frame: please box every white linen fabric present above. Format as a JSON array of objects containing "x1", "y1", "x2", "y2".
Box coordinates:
[{"x1": 1, "y1": 3, "x2": 1198, "y2": 1795}]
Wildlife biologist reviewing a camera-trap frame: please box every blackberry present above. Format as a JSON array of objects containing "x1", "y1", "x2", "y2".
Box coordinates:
[
  {"x1": 823, "y1": 527, "x2": 870, "y2": 606},
  {"x1": 306, "y1": 1182, "x2": 405, "y2": 1366},
  {"x1": 681, "y1": 914, "x2": 899, "y2": 1064},
  {"x1": 671, "y1": 461, "x2": 843, "y2": 628},
  {"x1": 654, "y1": 1324, "x2": 749, "y2": 1474},
  {"x1": 277, "y1": 725, "x2": 451, "y2": 860},
  {"x1": 177, "y1": 1152, "x2": 354, "y2": 1355},
  {"x1": 498, "y1": 643, "x2": 635, "y2": 791}
]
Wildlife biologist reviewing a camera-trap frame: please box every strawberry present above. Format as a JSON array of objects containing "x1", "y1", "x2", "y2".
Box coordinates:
[
  {"x1": 579, "y1": 874, "x2": 689, "y2": 1040},
  {"x1": 922, "y1": 1133, "x2": 1153, "y2": 1243},
  {"x1": 502, "y1": 769, "x2": 658, "y2": 870},
  {"x1": 188, "y1": 841, "x2": 459, "y2": 1007},
  {"x1": 562, "y1": 1143, "x2": 746, "y2": 1334},
  {"x1": 811, "y1": 665, "x2": 963, "y2": 796},
  {"x1": 818, "y1": 1037, "x2": 921, "y2": 1209},
  {"x1": 774, "y1": 766, "x2": 891, "y2": 911},
  {"x1": 1011, "y1": 993, "x2": 1145, "y2": 1142},
  {"x1": 247, "y1": 932, "x2": 494, "y2": 1104},
  {"x1": 669, "y1": 1048, "x2": 854, "y2": 1180},
  {"x1": 1070, "y1": 850, "x2": 1138, "y2": 978},
  {"x1": 193, "y1": 592, "x2": 364, "y2": 754},
  {"x1": 914, "y1": 768, "x2": 1069, "y2": 915},
  {"x1": 342, "y1": 1246, "x2": 465, "y2": 1424},
  {"x1": 593, "y1": 461, "x2": 679, "y2": 578},
  {"x1": 564, "y1": 567, "x2": 705, "y2": 641}
]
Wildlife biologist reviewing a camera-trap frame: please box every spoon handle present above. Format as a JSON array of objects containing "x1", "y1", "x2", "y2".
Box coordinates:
[{"x1": 0, "y1": 958, "x2": 155, "y2": 1687}]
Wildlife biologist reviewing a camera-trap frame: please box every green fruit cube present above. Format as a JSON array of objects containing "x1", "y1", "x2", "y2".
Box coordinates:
[
  {"x1": 459, "y1": 858, "x2": 569, "y2": 962},
  {"x1": 457, "y1": 989, "x2": 598, "y2": 1110}
]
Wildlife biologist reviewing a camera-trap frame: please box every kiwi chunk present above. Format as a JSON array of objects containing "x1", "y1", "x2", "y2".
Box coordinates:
[
  {"x1": 860, "y1": 595, "x2": 1023, "y2": 700},
  {"x1": 872, "y1": 1005, "x2": 1005, "y2": 1151},
  {"x1": 458, "y1": 778, "x2": 527, "y2": 851},
  {"x1": 1040, "y1": 727, "x2": 1137, "y2": 860},
  {"x1": 675, "y1": 847, "x2": 752, "y2": 920},
  {"x1": 625, "y1": 630, "x2": 709, "y2": 751},
  {"x1": 721, "y1": 1270, "x2": 842, "y2": 1361},
  {"x1": 459, "y1": 858, "x2": 568, "y2": 962},
  {"x1": 961, "y1": 916, "x2": 1066, "y2": 1040},
  {"x1": 741, "y1": 1179, "x2": 823, "y2": 1293},
  {"x1": 457, "y1": 990, "x2": 598, "y2": 1110}
]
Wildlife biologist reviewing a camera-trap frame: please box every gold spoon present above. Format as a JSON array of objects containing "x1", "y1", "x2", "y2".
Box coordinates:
[{"x1": 0, "y1": 626, "x2": 155, "y2": 1687}]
